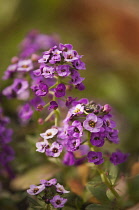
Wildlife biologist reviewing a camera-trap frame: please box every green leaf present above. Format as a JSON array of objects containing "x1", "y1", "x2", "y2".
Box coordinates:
[
  {"x1": 128, "y1": 175, "x2": 139, "y2": 202},
  {"x1": 86, "y1": 183, "x2": 110, "y2": 204},
  {"x1": 85, "y1": 204, "x2": 111, "y2": 210},
  {"x1": 28, "y1": 196, "x2": 41, "y2": 207},
  {"x1": 108, "y1": 164, "x2": 118, "y2": 185}
]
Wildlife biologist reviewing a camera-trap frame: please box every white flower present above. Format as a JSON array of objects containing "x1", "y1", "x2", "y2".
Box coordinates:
[{"x1": 40, "y1": 127, "x2": 58, "y2": 140}]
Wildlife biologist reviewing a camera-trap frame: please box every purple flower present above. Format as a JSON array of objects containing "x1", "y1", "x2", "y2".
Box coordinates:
[
  {"x1": 40, "y1": 128, "x2": 58, "y2": 140},
  {"x1": 87, "y1": 151, "x2": 104, "y2": 165},
  {"x1": 2, "y1": 64, "x2": 17, "y2": 80},
  {"x1": 18, "y1": 103, "x2": 33, "y2": 122},
  {"x1": 50, "y1": 195, "x2": 67, "y2": 208},
  {"x1": 49, "y1": 48, "x2": 62, "y2": 64},
  {"x1": 63, "y1": 49, "x2": 79, "y2": 62},
  {"x1": 67, "y1": 121, "x2": 83, "y2": 138},
  {"x1": 63, "y1": 152, "x2": 75, "y2": 166},
  {"x1": 110, "y1": 150, "x2": 129, "y2": 165},
  {"x1": 27, "y1": 184, "x2": 45, "y2": 195},
  {"x1": 75, "y1": 82, "x2": 85, "y2": 91},
  {"x1": 54, "y1": 83, "x2": 66, "y2": 98},
  {"x1": 59, "y1": 43, "x2": 73, "y2": 51},
  {"x1": 71, "y1": 104, "x2": 84, "y2": 115},
  {"x1": 32, "y1": 82, "x2": 48, "y2": 97},
  {"x1": 56, "y1": 65, "x2": 70, "y2": 77},
  {"x1": 40, "y1": 178, "x2": 57, "y2": 186},
  {"x1": 41, "y1": 65, "x2": 55, "y2": 78},
  {"x1": 2, "y1": 79, "x2": 28, "y2": 99},
  {"x1": 71, "y1": 70, "x2": 84, "y2": 85},
  {"x1": 106, "y1": 128, "x2": 119, "y2": 144},
  {"x1": 83, "y1": 113, "x2": 103, "y2": 133},
  {"x1": 36, "y1": 140, "x2": 50, "y2": 153},
  {"x1": 65, "y1": 96, "x2": 77, "y2": 107},
  {"x1": 102, "y1": 104, "x2": 111, "y2": 114},
  {"x1": 56, "y1": 183, "x2": 70, "y2": 194},
  {"x1": 48, "y1": 142, "x2": 63, "y2": 157},
  {"x1": 103, "y1": 115, "x2": 116, "y2": 130},
  {"x1": 72, "y1": 59, "x2": 86, "y2": 70},
  {"x1": 48, "y1": 101, "x2": 58, "y2": 110},
  {"x1": 90, "y1": 133, "x2": 105, "y2": 147},
  {"x1": 17, "y1": 59, "x2": 33, "y2": 72},
  {"x1": 30, "y1": 96, "x2": 45, "y2": 110},
  {"x1": 66, "y1": 137, "x2": 81, "y2": 152}
]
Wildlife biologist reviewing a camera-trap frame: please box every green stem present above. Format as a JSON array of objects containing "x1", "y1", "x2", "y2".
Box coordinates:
[
  {"x1": 54, "y1": 109, "x2": 60, "y2": 126},
  {"x1": 44, "y1": 111, "x2": 54, "y2": 122},
  {"x1": 97, "y1": 168, "x2": 120, "y2": 199},
  {"x1": 87, "y1": 131, "x2": 120, "y2": 199}
]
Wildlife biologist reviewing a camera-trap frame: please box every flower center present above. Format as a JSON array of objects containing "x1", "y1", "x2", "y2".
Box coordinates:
[
  {"x1": 74, "y1": 127, "x2": 80, "y2": 133},
  {"x1": 75, "y1": 108, "x2": 80, "y2": 113},
  {"x1": 33, "y1": 188, "x2": 39, "y2": 193},
  {"x1": 56, "y1": 200, "x2": 61, "y2": 205},
  {"x1": 94, "y1": 137, "x2": 99, "y2": 140},
  {"x1": 92, "y1": 156, "x2": 97, "y2": 160},
  {"x1": 22, "y1": 64, "x2": 29, "y2": 68},
  {"x1": 46, "y1": 132, "x2": 52, "y2": 136},
  {"x1": 67, "y1": 54, "x2": 73, "y2": 59},
  {"x1": 52, "y1": 148, "x2": 58, "y2": 153},
  {"x1": 88, "y1": 120, "x2": 96, "y2": 127}
]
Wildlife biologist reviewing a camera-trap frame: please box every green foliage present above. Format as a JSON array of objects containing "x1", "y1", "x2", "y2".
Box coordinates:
[
  {"x1": 85, "y1": 204, "x2": 111, "y2": 210},
  {"x1": 86, "y1": 182, "x2": 110, "y2": 204},
  {"x1": 128, "y1": 175, "x2": 139, "y2": 202}
]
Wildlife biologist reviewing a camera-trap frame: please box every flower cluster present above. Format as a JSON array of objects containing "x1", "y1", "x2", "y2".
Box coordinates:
[
  {"x1": 27, "y1": 178, "x2": 69, "y2": 208},
  {"x1": 37, "y1": 99, "x2": 129, "y2": 166},
  {"x1": 0, "y1": 107, "x2": 14, "y2": 178},
  {"x1": 31, "y1": 43, "x2": 86, "y2": 101},
  {"x1": 2, "y1": 31, "x2": 59, "y2": 124}
]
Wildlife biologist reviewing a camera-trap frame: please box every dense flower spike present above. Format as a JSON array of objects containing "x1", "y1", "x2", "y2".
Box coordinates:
[{"x1": 27, "y1": 178, "x2": 69, "y2": 208}]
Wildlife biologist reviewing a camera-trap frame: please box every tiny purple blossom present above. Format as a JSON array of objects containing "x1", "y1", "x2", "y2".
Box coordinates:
[
  {"x1": 71, "y1": 70, "x2": 84, "y2": 85},
  {"x1": 18, "y1": 103, "x2": 33, "y2": 121},
  {"x1": 40, "y1": 128, "x2": 58, "y2": 140},
  {"x1": 63, "y1": 152, "x2": 75, "y2": 166},
  {"x1": 83, "y1": 113, "x2": 103, "y2": 133},
  {"x1": 36, "y1": 140, "x2": 49, "y2": 153},
  {"x1": 48, "y1": 142, "x2": 63, "y2": 157},
  {"x1": 17, "y1": 59, "x2": 33, "y2": 72},
  {"x1": 66, "y1": 138, "x2": 81, "y2": 152},
  {"x1": 40, "y1": 178, "x2": 57, "y2": 186},
  {"x1": 48, "y1": 101, "x2": 58, "y2": 110},
  {"x1": 72, "y1": 59, "x2": 86, "y2": 70},
  {"x1": 50, "y1": 195, "x2": 67, "y2": 208},
  {"x1": 41, "y1": 65, "x2": 55, "y2": 78},
  {"x1": 110, "y1": 150, "x2": 129, "y2": 165},
  {"x1": 65, "y1": 96, "x2": 77, "y2": 107},
  {"x1": 67, "y1": 121, "x2": 83, "y2": 138},
  {"x1": 2, "y1": 64, "x2": 17, "y2": 80},
  {"x1": 35, "y1": 82, "x2": 48, "y2": 97},
  {"x1": 63, "y1": 49, "x2": 80, "y2": 62},
  {"x1": 56, "y1": 65, "x2": 71, "y2": 77},
  {"x1": 54, "y1": 83, "x2": 66, "y2": 98},
  {"x1": 87, "y1": 151, "x2": 104, "y2": 165},
  {"x1": 90, "y1": 133, "x2": 105, "y2": 147},
  {"x1": 59, "y1": 43, "x2": 73, "y2": 51},
  {"x1": 27, "y1": 184, "x2": 45, "y2": 195},
  {"x1": 56, "y1": 183, "x2": 70, "y2": 194},
  {"x1": 106, "y1": 128, "x2": 119, "y2": 144}
]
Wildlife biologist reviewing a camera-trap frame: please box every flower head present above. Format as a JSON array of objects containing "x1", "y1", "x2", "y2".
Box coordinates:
[
  {"x1": 110, "y1": 150, "x2": 129, "y2": 165},
  {"x1": 27, "y1": 184, "x2": 45, "y2": 195},
  {"x1": 87, "y1": 151, "x2": 104, "y2": 165},
  {"x1": 83, "y1": 113, "x2": 103, "y2": 133},
  {"x1": 40, "y1": 128, "x2": 58, "y2": 140},
  {"x1": 50, "y1": 195, "x2": 67, "y2": 208}
]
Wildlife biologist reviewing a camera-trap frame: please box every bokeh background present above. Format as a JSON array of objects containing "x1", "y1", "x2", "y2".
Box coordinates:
[
  {"x1": 1, "y1": 0, "x2": 139, "y2": 155},
  {"x1": 1, "y1": 0, "x2": 139, "y2": 209}
]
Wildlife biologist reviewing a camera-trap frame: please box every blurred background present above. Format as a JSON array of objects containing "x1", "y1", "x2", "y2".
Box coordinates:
[
  {"x1": 1, "y1": 0, "x2": 139, "y2": 208},
  {"x1": 1, "y1": 0, "x2": 139, "y2": 154}
]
